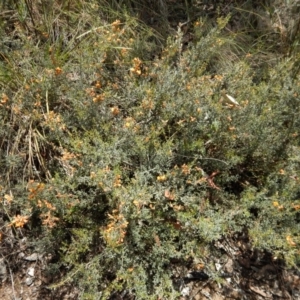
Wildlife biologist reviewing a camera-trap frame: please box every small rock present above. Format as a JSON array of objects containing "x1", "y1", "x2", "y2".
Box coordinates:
[
  {"x1": 229, "y1": 288, "x2": 243, "y2": 299},
  {"x1": 215, "y1": 262, "x2": 222, "y2": 271},
  {"x1": 24, "y1": 253, "x2": 39, "y2": 261},
  {"x1": 20, "y1": 237, "x2": 27, "y2": 243},
  {"x1": 181, "y1": 286, "x2": 190, "y2": 297},
  {"x1": 226, "y1": 277, "x2": 231, "y2": 284},
  {"x1": 0, "y1": 258, "x2": 7, "y2": 282},
  {"x1": 27, "y1": 267, "x2": 35, "y2": 277},
  {"x1": 25, "y1": 277, "x2": 34, "y2": 286},
  {"x1": 224, "y1": 258, "x2": 234, "y2": 273}
]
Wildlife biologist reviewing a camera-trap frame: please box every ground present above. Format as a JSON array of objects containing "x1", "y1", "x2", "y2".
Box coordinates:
[{"x1": 1, "y1": 232, "x2": 299, "y2": 299}]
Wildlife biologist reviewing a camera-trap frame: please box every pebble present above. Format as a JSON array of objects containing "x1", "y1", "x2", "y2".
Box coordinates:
[
  {"x1": 24, "y1": 253, "x2": 39, "y2": 261},
  {"x1": 181, "y1": 286, "x2": 190, "y2": 297},
  {"x1": 25, "y1": 277, "x2": 34, "y2": 286},
  {"x1": 0, "y1": 258, "x2": 7, "y2": 282},
  {"x1": 27, "y1": 267, "x2": 35, "y2": 277},
  {"x1": 215, "y1": 262, "x2": 222, "y2": 271}
]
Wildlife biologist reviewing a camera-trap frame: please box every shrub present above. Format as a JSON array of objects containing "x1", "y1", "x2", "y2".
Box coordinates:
[{"x1": 0, "y1": 0, "x2": 300, "y2": 299}]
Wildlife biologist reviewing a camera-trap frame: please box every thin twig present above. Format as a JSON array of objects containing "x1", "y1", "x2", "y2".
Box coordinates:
[
  {"x1": 174, "y1": 153, "x2": 229, "y2": 165},
  {"x1": 8, "y1": 262, "x2": 17, "y2": 300},
  {"x1": 76, "y1": 23, "x2": 126, "y2": 39}
]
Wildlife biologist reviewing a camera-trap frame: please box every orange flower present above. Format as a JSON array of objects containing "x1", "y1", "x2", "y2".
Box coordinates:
[
  {"x1": 157, "y1": 175, "x2": 167, "y2": 182},
  {"x1": 113, "y1": 175, "x2": 122, "y2": 187},
  {"x1": 44, "y1": 200, "x2": 56, "y2": 211},
  {"x1": 286, "y1": 235, "x2": 296, "y2": 247},
  {"x1": 94, "y1": 81, "x2": 101, "y2": 89},
  {"x1": 55, "y1": 67, "x2": 63, "y2": 75},
  {"x1": 292, "y1": 204, "x2": 300, "y2": 211},
  {"x1": 130, "y1": 58, "x2": 143, "y2": 76},
  {"x1": 10, "y1": 215, "x2": 29, "y2": 228},
  {"x1": 111, "y1": 106, "x2": 120, "y2": 116},
  {"x1": 124, "y1": 117, "x2": 135, "y2": 128},
  {"x1": 154, "y1": 234, "x2": 161, "y2": 246},
  {"x1": 93, "y1": 94, "x2": 105, "y2": 103},
  {"x1": 41, "y1": 211, "x2": 59, "y2": 228},
  {"x1": 194, "y1": 263, "x2": 205, "y2": 270},
  {"x1": 1, "y1": 93, "x2": 9, "y2": 104},
  {"x1": 164, "y1": 189, "x2": 175, "y2": 200},
  {"x1": 181, "y1": 164, "x2": 190, "y2": 175},
  {"x1": 111, "y1": 19, "x2": 121, "y2": 32},
  {"x1": 4, "y1": 194, "x2": 13, "y2": 203}
]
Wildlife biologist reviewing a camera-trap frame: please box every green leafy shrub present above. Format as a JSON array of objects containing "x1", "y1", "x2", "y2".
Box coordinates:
[{"x1": 1, "y1": 1, "x2": 300, "y2": 299}]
